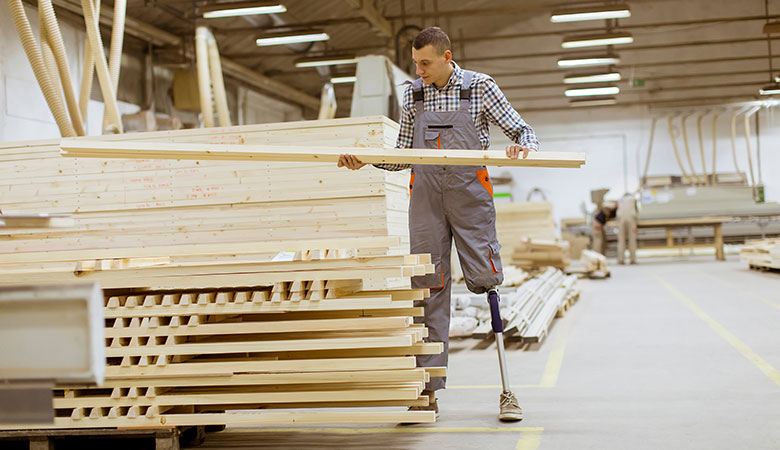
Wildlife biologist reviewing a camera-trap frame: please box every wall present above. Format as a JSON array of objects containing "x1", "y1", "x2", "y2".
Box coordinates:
[
  {"x1": 0, "y1": 4, "x2": 303, "y2": 142},
  {"x1": 488, "y1": 104, "x2": 780, "y2": 229}
]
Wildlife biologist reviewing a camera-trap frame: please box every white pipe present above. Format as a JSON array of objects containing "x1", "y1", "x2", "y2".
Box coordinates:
[
  {"x1": 680, "y1": 113, "x2": 702, "y2": 184},
  {"x1": 206, "y1": 32, "x2": 231, "y2": 127},
  {"x1": 667, "y1": 115, "x2": 690, "y2": 181},
  {"x1": 78, "y1": 0, "x2": 98, "y2": 122},
  {"x1": 195, "y1": 26, "x2": 214, "y2": 128},
  {"x1": 102, "y1": 0, "x2": 125, "y2": 131},
  {"x1": 640, "y1": 116, "x2": 656, "y2": 186},
  {"x1": 39, "y1": 0, "x2": 85, "y2": 135},
  {"x1": 696, "y1": 112, "x2": 708, "y2": 185},
  {"x1": 80, "y1": 0, "x2": 122, "y2": 133},
  {"x1": 729, "y1": 109, "x2": 743, "y2": 176},
  {"x1": 7, "y1": 0, "x2": 76, "y2": 137},
  {"x1": 711, "y1": 111, "x2": 720, "y2": 184},
  {"x1": 317, "y1": 82, "x2": 337, "y2": 120},
  {"x1": 743, "y1": 106, "x2": 760, "y2": 192}
]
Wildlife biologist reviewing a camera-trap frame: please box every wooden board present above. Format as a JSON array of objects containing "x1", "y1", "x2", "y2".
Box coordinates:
[{"x1": 60, "y1": 139, "x2": 587, "y2": 168}]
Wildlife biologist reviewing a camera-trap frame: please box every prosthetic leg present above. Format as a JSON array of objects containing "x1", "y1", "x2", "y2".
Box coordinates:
[{"x1": 487, "y1": 288, "x2": 523, "y2": 422}]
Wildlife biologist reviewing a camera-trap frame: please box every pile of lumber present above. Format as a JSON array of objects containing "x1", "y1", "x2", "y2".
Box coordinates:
[
  {"x1": 494, "y1": 202, "x2": 570, "y2": 270},
  {"x1": 0, "y1": 237, "x2": 443, "y2": 429},
  {"x1": 740, "y1": 238, "x2": 780, "y2": 271},
  {"x1": 580, "y1": 250, "x2": 609, "y2": 274},
  {"x1": 509, "y1": 239, "x2": 571, "y2": 270},
  {"x1": 450, "y1": 268, "x2": 579, "y2": 343},
  {"x1": 0, "y1": 116, "x2": 410, "y2": 289}
]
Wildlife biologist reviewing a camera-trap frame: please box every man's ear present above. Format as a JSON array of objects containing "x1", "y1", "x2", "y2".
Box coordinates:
[{"x1": 444, "y1": 49, "x2": 452, "y2": 62}]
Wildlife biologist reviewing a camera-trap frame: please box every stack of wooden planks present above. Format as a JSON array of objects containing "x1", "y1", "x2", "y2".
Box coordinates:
[
  {"x1": 451, "y1": 268, "x2": 579, "y2": 343},
  {"x1": 0, "y1": 237, "x2": 443, "y2": 428},
  {"x1": 0, "y1": 116, "x2": 410, "y2": 289},
  {"x1": 740, "y1": 238, "x2": 780, "y2": 271},
  {"x1": 509, "y1": 239, "x2": 571, "y2": 270},
  {"x1": 494, "y1": 202, "x2": 570, "y2": 270},
  {"x1": 580, "y1": 250, "x2": 609, "y2": 274},
  {"x1": 0, "y1": 117, "x2": 447, "y2": 428}
]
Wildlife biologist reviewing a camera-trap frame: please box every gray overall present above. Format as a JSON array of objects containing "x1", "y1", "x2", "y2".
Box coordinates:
[{"x1": 409, "y1": 70, "x2": 504, "y2": 391}]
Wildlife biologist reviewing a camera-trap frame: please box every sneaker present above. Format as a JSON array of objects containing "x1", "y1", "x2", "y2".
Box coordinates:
[
  {"x1": 498, "y1": 391, "x2": 523, "y2": 422},
  {"x1": 401, "y1": 391, "x2": 438, "y2": 424}
]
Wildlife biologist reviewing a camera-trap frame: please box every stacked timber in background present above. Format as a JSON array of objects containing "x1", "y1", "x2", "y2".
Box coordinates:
[
  {"x1": 450, "y1": 268, "x2": 579, "y2": 343},
  {"x1": 494, "y1": 202, "x2": 570, "y2": 270},
  {"x1": 0, "y1": 116, "x2": 409, "y2": 289},
  {"x1": 740, "y1": 238, "x2": 780, "y2": 271}
]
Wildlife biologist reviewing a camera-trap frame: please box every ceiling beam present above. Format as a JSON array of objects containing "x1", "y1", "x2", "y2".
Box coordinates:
[{"x1": 342, "y1": 0, "x2": 393, "y2": 38}]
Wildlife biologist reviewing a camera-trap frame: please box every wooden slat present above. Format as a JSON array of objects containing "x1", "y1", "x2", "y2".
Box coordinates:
[{"x1": 60, "y1": 139, "x2": 586, "y2": 168}]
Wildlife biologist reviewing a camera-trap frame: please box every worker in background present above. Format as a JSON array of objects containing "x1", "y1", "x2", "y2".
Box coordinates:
[
  {"x1": 591, "y1": 201, "x2": 616, "y2": 256},
  {"x1": 616, "y1": 193, "x2": 638, "y2": 264},
  {"x1": 337, "y1": 27, "x2": 538, "y2": 422}
]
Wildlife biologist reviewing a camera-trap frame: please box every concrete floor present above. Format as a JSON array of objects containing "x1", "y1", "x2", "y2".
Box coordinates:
[{"x1": 191, "y1": 256, "x2": 780, "y2": 450}]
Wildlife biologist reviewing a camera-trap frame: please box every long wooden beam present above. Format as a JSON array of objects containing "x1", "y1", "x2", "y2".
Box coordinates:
[
  {"x1": 60, "y1": 140, "x2": 586, "y2": 168},
  {"x1": 0, "y1": 236, "x2": 400, "y2": 265}
]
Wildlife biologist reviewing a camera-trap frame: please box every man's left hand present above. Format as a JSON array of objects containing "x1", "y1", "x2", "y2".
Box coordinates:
[{"x1": 506, "y1": 145, "x2": 534, "y2": 159}]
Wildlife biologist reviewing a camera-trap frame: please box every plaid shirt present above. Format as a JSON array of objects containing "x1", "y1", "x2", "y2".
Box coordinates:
[{"x1": 375, "y1": 61, "x2": 539, "y2": 171}]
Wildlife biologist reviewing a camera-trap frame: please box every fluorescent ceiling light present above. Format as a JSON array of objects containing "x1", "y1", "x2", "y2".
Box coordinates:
[
  {"x1": 759, "y1": 83, "x2": 780, "y2": 95},
  {"x1": 558, "y1": 55, "x2": 620, "y2": 67},
  {"x1": 565, "y1": 86, "x2": 620, "y2": 97},
  {"x1": 203, "y1": 2, "x2": 286, "y2": 18},
  {"x1": 562, "y1": 32, "x2": 633, "y2": 49},
  {"x1": 569, "y1": 97, "x2": 618, "y2": 107},
  {"x1": 257, "y1": 32, "x2": 329, "y2": 47},
  {"x1": 564, "y1": 72, "x2": 621, "y2": 84},
  {"x1": 295, "y1": 56, "x2": 358, "y2": 68},
  {"x1": 551, "y1": 4, "x2": 631, "y2": 23},
  {"x1": 331, "y1": 76, "x2": 357, "y2": 84}
]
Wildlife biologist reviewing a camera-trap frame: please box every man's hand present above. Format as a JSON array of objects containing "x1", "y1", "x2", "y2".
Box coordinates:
[
  {"x1": 338, "y1": 154, "x2": 367, "y2": 170},
  {"x1": 506, "y1": 144, "x2": 534, "y2": 159}
]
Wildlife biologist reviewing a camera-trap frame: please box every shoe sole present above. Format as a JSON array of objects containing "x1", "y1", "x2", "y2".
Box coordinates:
[{"x1": 498, "y1": 413, "x2": 523, "y2": 422}]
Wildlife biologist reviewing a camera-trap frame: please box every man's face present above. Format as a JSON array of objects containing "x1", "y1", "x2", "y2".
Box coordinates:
[{"x1": 412, "y1": 45, "x2": 452, "y2": 85}]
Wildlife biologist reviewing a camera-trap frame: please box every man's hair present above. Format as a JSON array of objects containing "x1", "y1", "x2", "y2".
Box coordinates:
[{"x1": 413, "y1": 27, "x2": 451, "y2": 54}]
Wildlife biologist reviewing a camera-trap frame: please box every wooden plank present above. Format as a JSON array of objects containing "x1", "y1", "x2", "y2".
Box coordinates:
[
  {"x1": 104, "y1": 356, "x2": 417, "y2": 378},
  {"x1": 53, "y1": 387, "x2": 421, "y2": 409},
  {"x1": 103, "y1": 316, "x2": 413, "y2": 338},
  {"x1": 0, "y1": 236, "x2": 400, "y2": 265},
  {"x1": 60, "y1": 140, "x2": 586, "y2": 168},
  {"x1": 103, "y1": 334, "x2": 417, "y2": 357},
  {"x1": 637, "y1": 216, "x2": 732, "y2": 227},
  {"x1": 74, "y1": 369, "x2": 428, "y2": 389},
  {"x1": 0, "y1": 410, "x2": 436, "y2": 429}
]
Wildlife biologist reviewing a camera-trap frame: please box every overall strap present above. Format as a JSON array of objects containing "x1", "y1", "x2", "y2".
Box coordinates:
[
  {"x1": 459, "y1": 70, "x2": 474, "y2": 110},
  {"x1": 412, "y1": 77, "x2": 425, "y2": 111}
]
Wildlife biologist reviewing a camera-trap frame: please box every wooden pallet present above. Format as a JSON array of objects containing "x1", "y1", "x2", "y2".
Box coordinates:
[
  {"x1": 0, "y1": 246, "x2": 442, "y2": 429},
  {"x1": 741, "y1": 238, "x2": 780, "y2": 272},
  {"x1": 0, "y1": 427, "x2": 179, "y2": 450}
]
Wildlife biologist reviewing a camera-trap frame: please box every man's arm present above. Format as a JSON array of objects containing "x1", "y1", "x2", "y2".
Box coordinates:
[
  {"x1": 480, "y1": 77, "x2": 539, "y2": 158},
  {"x1": 338, "y1": 84, "x2": 414, "y2": 171}
]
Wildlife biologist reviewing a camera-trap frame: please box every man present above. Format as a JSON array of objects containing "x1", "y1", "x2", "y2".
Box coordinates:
[
  {"x1": 616, "y1": 193, "x2": 638, "y2": 264},
  {"x1": 337, "y1": 27, "x2": 538, "y2": 422},
  {"x1": 591, "y1": 202, "x2": 617, "y2": 256}
]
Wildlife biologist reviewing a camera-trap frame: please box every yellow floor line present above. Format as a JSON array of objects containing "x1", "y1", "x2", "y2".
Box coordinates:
[
  {"x1": 515, "y1": 428, "x2": 544, "y2": 450},
  {"x1": 538, "y1": 312, "x2": 576, "y2": 387},
  {"x1": 692, "y1": 267, "x2": 780, "y2": 311},
  {"x1": 652, "y1": 273, "x2": 780, "y2": 388},
  {"x1": 231, "y1": 426, "x2": 544, "y2": 434},
  {"x1": 450, "y1": 291, "x2": 579, "y2": 391}
]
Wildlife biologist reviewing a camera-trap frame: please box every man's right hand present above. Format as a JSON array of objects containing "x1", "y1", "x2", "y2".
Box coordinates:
[{"x1": 338, "y1": 154, "x2": 367, "y2": 170}]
